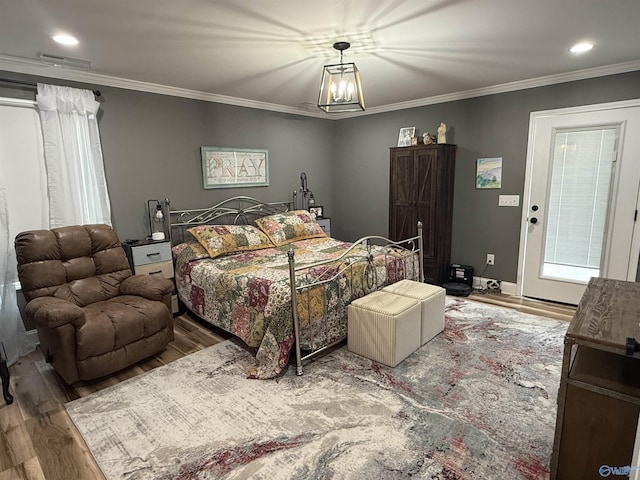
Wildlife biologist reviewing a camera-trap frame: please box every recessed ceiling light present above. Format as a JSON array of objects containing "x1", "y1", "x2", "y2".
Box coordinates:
[
  {"x1": 52, "y1": 34, "x2": 79, "y2": 46},
  {"x1": 570, "y1": 42, "x2": 594, "y2": 54}
]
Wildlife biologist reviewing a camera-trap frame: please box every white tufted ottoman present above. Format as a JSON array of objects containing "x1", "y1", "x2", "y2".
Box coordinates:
[
  {"x1": 347, "y1": 290, "x2": 421, "y2": 367},
  {"x1": 383, "y1": 280, "x2": 445, "y2": 345}
]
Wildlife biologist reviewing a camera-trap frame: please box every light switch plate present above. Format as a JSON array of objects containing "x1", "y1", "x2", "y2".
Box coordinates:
[{"x1": 498, "y1": 195, "x2": 520, "y2": 207}]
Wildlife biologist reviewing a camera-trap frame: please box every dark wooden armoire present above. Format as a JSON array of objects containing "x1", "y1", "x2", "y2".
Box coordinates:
[{"x1": 389, "y1": 144, "x2": 457, "y2": 285}]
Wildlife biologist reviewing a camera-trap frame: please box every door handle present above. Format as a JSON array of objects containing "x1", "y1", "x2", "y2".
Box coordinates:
[{"x1": 530, "y1": 217, "x2": 538, "y2": 224}]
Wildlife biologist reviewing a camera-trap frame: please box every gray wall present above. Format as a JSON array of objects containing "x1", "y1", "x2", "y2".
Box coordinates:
[
  {"x1": 3, "y1": 69, "x2": 640, "y2": 284},
  {"x1": 332, "y1": 70, "x2": 640, "y2": 283},
  {"x1": 0, "y1": 72, "x2": 335, "y2": 242},
  {"x1": 96, "y1": 89, "x2": 334, "y2": 241}
]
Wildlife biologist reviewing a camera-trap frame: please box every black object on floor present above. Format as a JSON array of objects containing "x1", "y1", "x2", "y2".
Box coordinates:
[
  {"x1": 443, "y1": 282, "x2": 472, "y2": 297},
  {"x1": 0, "y1": 342, "x2": 13, "y2": 405}
]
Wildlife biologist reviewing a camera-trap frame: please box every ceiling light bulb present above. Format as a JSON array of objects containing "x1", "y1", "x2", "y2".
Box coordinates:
[
  {"x1": 570, "y1": 42, "x2": 593, "y2": 54},
  {"x1": 53, "y1": 34, "x2": 79, "y2": 46},
  {"x1": 346, "y1": 82, "x2": 354, "y2": 101}
]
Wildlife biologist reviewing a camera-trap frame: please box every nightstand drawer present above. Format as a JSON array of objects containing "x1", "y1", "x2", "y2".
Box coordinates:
[
  {"x1": 135, "y1": 260, "x2": 174, "y2": 279},
  {"x1": 131, "y1": 242, "x2": 172, "y2": 266},
  {"x1": 316, "y1": 217, "x2": 331, "y2": 236}
]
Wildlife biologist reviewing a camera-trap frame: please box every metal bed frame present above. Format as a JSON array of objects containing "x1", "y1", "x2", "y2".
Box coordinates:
[{"x1": 164, "y1": 196, "x2": 423, "y2": 376}]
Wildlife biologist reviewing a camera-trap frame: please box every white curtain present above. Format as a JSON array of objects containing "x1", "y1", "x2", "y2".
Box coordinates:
[
  {"x1": 0, "y1": 85, "x2": 112, "y2": 366},
  {"x1": 37, "y1": 84, "x2": 112, "y2": 227},
  {"x1": 0, "y1": 167, "x2": 37, "y2": 365},
  {"x1": 0, "y1": 101, "x2": 44, "y2": 366}
]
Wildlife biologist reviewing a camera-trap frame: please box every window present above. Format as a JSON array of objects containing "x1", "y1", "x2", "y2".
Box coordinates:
[{"x1": 542, "y1": 127, "x2": 617, "y2": 282}]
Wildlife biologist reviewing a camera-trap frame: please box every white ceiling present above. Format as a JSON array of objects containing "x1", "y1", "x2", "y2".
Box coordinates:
[{"x1": 1, "y1": 0, "x2": 640, "y2": 118}]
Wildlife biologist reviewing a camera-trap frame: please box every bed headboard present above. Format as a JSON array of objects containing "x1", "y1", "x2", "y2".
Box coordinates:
[{"x1": 165, "y1": 195, "x2": 296, "y2": 245}]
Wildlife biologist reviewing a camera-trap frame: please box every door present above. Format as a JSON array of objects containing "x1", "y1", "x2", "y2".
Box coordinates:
[
  {"x1": 518, "y1": 100, "x2": 640, "y2": 305},
  {"x1": 389, "y1": 148, "x2": 418, "y2": 242}
]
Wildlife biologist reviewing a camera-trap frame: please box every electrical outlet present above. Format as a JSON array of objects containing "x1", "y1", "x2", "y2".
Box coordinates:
[{"x1": 486, "y1": 253, "x2": 495, "y2": 265}]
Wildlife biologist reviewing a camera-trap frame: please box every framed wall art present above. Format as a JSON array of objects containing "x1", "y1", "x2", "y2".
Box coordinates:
[
  {"x1": 476, "y1": 157, "x2": 502, "y2": 189},
  {"x1": 201, "y1": 147, "x2": 269, "y2": 189},
  {"x1": 397, "y1": 127, "x2": 415, "y2": 147}
]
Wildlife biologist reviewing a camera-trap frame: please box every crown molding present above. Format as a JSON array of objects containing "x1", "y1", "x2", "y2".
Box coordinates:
[
  {"x1": 0, "y1": 54, "x2": 327, "y2": 119},
  {"x1": 1, "y1": 53, "x2": 639, "y2": 121},
  {"x1": 346, "y1": 59, "x2": 640, "y2": 118}
]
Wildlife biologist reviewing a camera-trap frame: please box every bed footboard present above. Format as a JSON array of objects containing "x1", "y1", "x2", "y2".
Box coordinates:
[{"x1": 288, "y1": 222, "x2": 424, "y2": 375}]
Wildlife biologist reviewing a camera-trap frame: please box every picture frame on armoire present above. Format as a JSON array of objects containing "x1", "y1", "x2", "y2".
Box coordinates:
[{"x1": 397, "y1": 127, "x2": 415, "y2": 147}]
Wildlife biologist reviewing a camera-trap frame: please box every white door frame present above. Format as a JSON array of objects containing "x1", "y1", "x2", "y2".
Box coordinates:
[{"x1": 517, "y1": 99, "x2": 640, "y2": 300}]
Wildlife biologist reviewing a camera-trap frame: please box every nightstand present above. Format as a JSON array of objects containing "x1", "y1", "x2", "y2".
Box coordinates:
[
  {"x1": 123, "y1": 240, "x2": 178, "y2": 314},
  {"x1": 316, "y1": 217, "x2": 331, "y2": 237}
]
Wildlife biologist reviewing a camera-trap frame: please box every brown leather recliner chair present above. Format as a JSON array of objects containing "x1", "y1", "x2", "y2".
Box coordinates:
[{"x1": 15, "y1": 224, "x2": 174, "y2": 384}]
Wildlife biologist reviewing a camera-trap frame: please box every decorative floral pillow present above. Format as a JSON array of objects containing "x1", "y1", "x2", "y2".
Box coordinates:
[
  {"x1": 186, "y1": 225, "x2": 274, "y2": 259},
  {"x1": 172, "y1": 242, "x2": 210, "y2": 260},
  {"x1": 255, "y1": 210, "x2": 326, "y2": 247}
]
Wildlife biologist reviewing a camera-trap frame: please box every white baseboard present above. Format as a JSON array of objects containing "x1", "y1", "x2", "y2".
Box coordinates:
[{"x1": 473, "y1": 276, "x2": 517, "y2": 295}]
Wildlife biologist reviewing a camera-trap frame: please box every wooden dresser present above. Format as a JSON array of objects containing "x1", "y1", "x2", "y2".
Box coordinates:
[
  {"x1": 389, "y1": 144, "x2": 456, "y2": 285},
  {"x1": 551, "y1": 277, "x2": 640, "y2": 479}
]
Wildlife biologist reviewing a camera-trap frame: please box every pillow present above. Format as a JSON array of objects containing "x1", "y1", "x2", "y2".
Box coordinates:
[
  {"x1": 255, "y1": 210, "x2": 326, "y2": 247},
  {"x1": 172, "y1": 242, "x2": 210, "y2": 260},
  {"x1": 186, "y1": 225, "x2": 273, "y2": 259}
]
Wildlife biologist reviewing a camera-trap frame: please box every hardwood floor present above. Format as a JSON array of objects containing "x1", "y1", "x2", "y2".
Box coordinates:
[
  {"x1": 0, "y1": 296, "x2": 574, "y2": 480},
  {"x1": 0, "y1": 314, "x2": 229, "y2": 480}
]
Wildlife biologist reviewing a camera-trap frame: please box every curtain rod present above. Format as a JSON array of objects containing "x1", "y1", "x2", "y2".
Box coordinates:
[{"x1": 0, "y1": 78, "x2": 101, "y2": 97}]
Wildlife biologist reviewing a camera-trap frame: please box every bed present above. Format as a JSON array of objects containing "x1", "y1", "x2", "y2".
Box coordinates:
[{"x1": 167, "y1": 196, "x2": 423, "y2": 379}]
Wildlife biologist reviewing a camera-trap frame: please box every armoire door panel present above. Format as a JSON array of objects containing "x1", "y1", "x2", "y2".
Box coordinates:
[
  {"x1": 389, "y1": 144, "x2": 456, "y2": 285},
  {"x1": 391, "y1": 155, "x2": 417, "y2": 203},
  {"x1": 418, "y1": 213, "x2": 437, "y2": 259},
  {"x1": 416, "y1": 162, "x2": 437, "y2": 204},
  {"x1": 422, "y1": 257, "x2": 438, "y2": 284},
  {"x1": 415, "y1": 152, "x2": 438, "y2": 259},
  {"x1": 390, "y1": 205, "x2": 416, "y2": 241}
]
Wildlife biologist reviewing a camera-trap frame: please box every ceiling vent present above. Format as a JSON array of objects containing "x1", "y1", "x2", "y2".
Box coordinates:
[{"x1": 38, "y1": 53, "x2": 91, "y2": 70}]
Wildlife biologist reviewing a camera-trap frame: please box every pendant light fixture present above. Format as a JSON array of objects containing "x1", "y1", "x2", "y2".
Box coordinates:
[{"x1": 317, "y1": 41, "x2": 365, "y2": 113}]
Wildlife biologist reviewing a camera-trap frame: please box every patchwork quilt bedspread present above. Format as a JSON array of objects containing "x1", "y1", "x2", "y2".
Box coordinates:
[{"x1": 174, "y1": 237, "x2": 417, "y2": 379}]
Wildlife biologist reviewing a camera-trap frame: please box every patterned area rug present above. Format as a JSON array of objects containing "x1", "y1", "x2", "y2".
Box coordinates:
[{"x1": 66, "y1": 298, "x2": 568, "y2": 480}]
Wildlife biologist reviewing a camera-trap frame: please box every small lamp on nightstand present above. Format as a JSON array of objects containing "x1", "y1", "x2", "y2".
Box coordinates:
[{"x1": 147, "y1": 199, "x2": 167, "y2": 241}]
